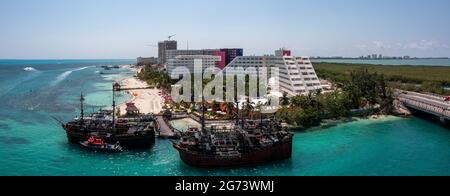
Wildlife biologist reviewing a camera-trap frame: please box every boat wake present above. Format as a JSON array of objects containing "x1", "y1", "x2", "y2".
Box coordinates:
[
  {"x1": 23, "y1": 67, "x2": 38, "y2": 72},
  {"x1": 52, "y1": 66, "x2": 93, "y2": 86}
]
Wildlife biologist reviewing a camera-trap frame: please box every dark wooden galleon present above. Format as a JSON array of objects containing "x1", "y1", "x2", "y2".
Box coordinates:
[{"x1": 59, "y1": 83, "x2": 157, "y2": 149}]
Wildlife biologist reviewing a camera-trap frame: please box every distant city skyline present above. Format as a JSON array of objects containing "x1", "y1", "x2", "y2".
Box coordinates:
[{"x1": 1, "y1": 0, "x2": 450, "y2": 59}]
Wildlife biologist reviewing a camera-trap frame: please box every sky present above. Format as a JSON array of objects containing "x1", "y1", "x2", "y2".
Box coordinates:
[{"x1": 0, "y1": 0, "x2": 450, "y2": 59}]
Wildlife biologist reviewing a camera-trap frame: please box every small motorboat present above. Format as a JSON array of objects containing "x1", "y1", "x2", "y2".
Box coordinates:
[{"x1": 79, "y1": 136, "x2": 123, "y2": 152}]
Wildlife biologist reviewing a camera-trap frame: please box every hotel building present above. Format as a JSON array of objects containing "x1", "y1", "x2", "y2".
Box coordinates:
[
  {"x1": 167, "y1": 55, "x2": 222, "y2": 75},
  {"x1": 166, "y1": 49, "x2": 218, "y2": 61},
  {"x1": 226, "y1": 48, "x2": 322, "y2": 96},
  {"x1": 166, "y1": 48, "x2": 243, "y2": 70},
  {"x1": 220, "y1": 48, "x2": 244, "y2": 65},
  {"x1": 158, "y1": 40, "x2": 178, "y2": 64},
  {"x1": 166, "y1": 47, "x2": 320, "y2": 96}
]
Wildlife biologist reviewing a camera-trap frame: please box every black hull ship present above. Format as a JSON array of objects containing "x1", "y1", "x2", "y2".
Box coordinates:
[
  {"x1": 173, "y1": 69, "x2": 294, "y2": 167},
  {"x1": 174, "y1": 119, "x2": 293, "y2": 167},
  {"x1": 59, "y1": 83, "x2": 157, "y2": 149},
  {"x1": 63, "y1": 111, "x2": 156, "y2": 149}
]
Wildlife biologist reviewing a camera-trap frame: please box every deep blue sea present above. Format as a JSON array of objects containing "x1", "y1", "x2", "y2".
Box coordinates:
[{"x1": 1, "y1": 60, "x2": 450, "y2": 176}]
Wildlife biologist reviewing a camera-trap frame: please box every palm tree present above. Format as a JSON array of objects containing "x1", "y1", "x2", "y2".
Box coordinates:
[
  {"x1": 245, "y1": 98, "x2": 254, "y2": 119},
  {"x1": 281, "y1": 92, "x2": 290, "y2": 107},
  {"x1": 224, "y1": 102, "x2": 235, "y2": 117},
  {"x1": 256, "y1": 101, "x2": 264, "y2": 125}
]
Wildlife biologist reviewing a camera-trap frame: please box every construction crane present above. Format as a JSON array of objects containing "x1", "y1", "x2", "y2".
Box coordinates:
[{"x1": 168, "y1": 34, "x2": 176, "y2": 41}]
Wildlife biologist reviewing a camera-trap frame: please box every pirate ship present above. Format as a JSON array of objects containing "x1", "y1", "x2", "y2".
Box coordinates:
[
  {"x1": 173, "y1": 72, "x2": 293, "y2": 167},
  {"x1": 173, "y1": 119, "x2": 293, "y2": 167},
  {"x1": 59, "y1": 83, "x2": 157, "y2": 149}
]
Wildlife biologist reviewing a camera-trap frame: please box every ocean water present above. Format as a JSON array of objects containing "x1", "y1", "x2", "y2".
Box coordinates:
[
  {"x1": 312, "y1": 58, "x2": 450, "y2": 66},
  {"x1": 1, "y1": 60, "x2": 450, "y2": 176}
]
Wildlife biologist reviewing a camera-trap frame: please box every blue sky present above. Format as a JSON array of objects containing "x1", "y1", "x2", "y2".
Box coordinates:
[{"x1": 1, "y1": 0, "x2": 449, "y2": 59}]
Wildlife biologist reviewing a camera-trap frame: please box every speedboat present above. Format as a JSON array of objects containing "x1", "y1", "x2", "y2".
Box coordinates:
[{"x1": 79, "y1": 136, "x2": 123, "y2": 153}]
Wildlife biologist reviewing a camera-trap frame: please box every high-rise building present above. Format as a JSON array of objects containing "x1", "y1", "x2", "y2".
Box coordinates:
[
  {"x1": 167, "y1": 55, "x2": 222, "y2": 75},
  {"x1": 166, "y1": 49, "x2": 219, "y2": 62},
  {"x1": 137, "y1": 57, "x2": 158, "y2": 66},
  {"x1": 158, "y1": 40, "x2": 178, "y2": 64},
  {"x1": 275, "y1": 48, "x2": 291, "y2": 57},
  {"x1": 166, "y1": 48, "x2": 243, "y2": 70},
  {"x1": 220, "y1": 48, "x2": 244, "y2": 66},
  {"x1": 226, "y1": 49, "x2": 322, "y2": 96},
  {"x1": 213, "y1": 51, "x2": 227, "y2": 70}
]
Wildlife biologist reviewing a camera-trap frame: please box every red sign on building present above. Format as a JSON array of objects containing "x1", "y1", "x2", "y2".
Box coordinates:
[
  {"x1": 213, "y1": 51, "x2": 227, "y2": 70},
  {"x1": 283, "y1": 50, "x2": 292, "y2": 56}
]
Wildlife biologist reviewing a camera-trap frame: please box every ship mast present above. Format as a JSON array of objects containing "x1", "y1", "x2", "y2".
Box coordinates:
[
  {"x1": 201, "y1": 69, "x2": 206, "y2": 131},
  {"x1": 235, "y1": 98, "x2": 239, "y2": 126},
  {"x1": 241, "y1": 99, "x2": 245, "y2": 129},
  {"x1": 80, "y1": 92, "x2": 85, "y2": 123},
  {"x1": 112, "y1": 83, "x2": 120, "y2": 133}
]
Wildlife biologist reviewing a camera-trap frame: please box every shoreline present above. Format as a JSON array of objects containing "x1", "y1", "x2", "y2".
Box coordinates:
[
  {"x1": 293, "y1": 115, "x2": 404, "y2": 132},
  {"x1": 117, "y1": 66, "x2": 164, "y2": 116}
]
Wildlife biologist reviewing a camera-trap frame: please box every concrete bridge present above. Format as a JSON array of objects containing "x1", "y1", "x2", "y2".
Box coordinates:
[{"x1": 397, "y1": 91, "x2": 450, "y2": 123}]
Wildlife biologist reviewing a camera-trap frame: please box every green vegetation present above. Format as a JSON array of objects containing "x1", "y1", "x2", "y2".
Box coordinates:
[
  {"x1": 314, "y1": 62, "x2": 450, "y2": 95},
  {"x1": 138, "y1": 64, "x2": 399, "y2": 129},
  {"x1": 276, "y1": 69, "x2": 394, "y2": 129},
  {"x1": 137, "y1": 65, "x2": 174, "y2": 90}
]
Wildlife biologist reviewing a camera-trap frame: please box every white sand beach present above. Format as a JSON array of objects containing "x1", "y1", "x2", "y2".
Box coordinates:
[{"x1": 118, "y1": 76, "x2": 164, "y2": 115}]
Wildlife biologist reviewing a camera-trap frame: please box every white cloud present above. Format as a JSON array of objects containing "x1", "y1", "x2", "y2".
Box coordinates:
[
  {"x1": 403, "y1": 40, "x2": 438, "y2": 50},
  {"x1": 355, "y1": 44, "x2": 368, "y2": 50},
  {"x1": 373, "y1": 41, "x2": 391, "y2": 50}
]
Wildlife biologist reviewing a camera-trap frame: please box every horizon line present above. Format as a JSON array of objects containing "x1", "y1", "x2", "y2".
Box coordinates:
[{"x1": 0, "y1": 58, "x2": 136, "y2": 61}]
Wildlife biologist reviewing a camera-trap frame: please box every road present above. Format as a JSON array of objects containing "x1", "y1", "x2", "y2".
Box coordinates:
[{"x1": 397, "y1": 91, "x2": 450, "y2": 120}]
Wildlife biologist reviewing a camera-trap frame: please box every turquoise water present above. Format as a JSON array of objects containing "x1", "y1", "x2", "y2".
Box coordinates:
[
  {"x1": 170, "y1": 118, "x2": 200, "y2": 132},
  {"x1": 312, "y1": 58, "x2": 450, "y2": 66},
  {"x1": 1, "y1": 60, "x2": 450, "y2": 176}
]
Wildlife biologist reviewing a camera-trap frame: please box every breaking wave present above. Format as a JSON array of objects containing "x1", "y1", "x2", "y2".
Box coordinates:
[
  {"x1": 51, "y1": 66, "x2": 93, "y2": 86},
  {"x1": 23, "y1": 67, "x2": 38, "y2": 72}
]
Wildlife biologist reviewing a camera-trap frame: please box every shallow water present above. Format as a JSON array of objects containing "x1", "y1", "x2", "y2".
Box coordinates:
[{"x1": 1, "y1": 60, "x2": 450, "y2": 176}]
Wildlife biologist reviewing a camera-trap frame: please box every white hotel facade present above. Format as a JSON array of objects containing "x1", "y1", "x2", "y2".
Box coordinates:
[
  {"x1": 167, "y1": 55, "x2": 221, "y2": 75},
  {"x1": 166, "y1": 48, "x2": 322, "y2": 97},
  {"x1": 225, "y1": 49, "x2": 322, "y2": 97}
]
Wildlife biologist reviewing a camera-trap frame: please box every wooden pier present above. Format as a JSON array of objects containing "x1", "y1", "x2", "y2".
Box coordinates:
[{"x1": 155, "y1": 115, "x2": 179, "y2": 139}]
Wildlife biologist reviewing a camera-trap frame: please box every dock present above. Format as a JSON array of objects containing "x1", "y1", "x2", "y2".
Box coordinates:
[{"x1": 155, "y1": 115, "x2": 179, "y2": 139}]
